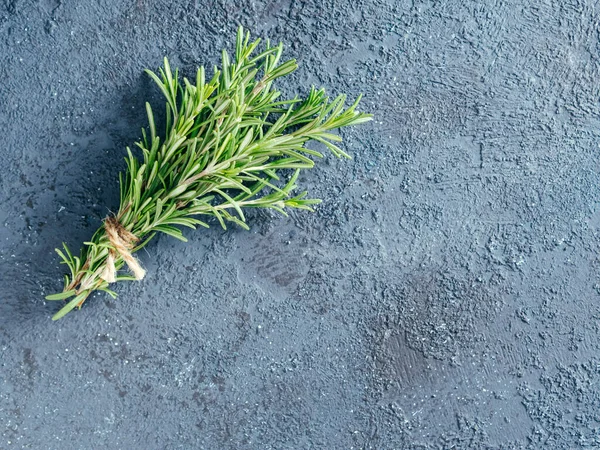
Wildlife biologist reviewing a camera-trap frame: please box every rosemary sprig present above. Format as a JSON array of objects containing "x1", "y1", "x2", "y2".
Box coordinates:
[{"x1": 46, "y1": 27, "x2": 372, "y2": 320}]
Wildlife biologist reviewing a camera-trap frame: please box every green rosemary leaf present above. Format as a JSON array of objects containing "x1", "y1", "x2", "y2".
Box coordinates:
[
  {"x1": 116, "y1": 275, "x2": 139, "y2": 282},
  {"x1": 163, "y1": 217, "x2": 203, "y2": 229},
  {"x1": 213, "y1": 188, "x2": 245, "y2": 221},
  {"x1": 51, "y1": 292, "x2": 88, "y2": 321},
  {"x1": 153, "y1": 225, "x2": 188, "y2": 241},
  {"x1": 100, "y1": 287, "x2": 118, "y2": 299},
  {"x1": 45, "y1": 290, "x2": 77, "y2": 301},
  {"x1": 146, "y1": 102, "x2": 157, "y2": 141},
  {"x1": 145, "y1": 69, "x2": 173, "y2": 111}
]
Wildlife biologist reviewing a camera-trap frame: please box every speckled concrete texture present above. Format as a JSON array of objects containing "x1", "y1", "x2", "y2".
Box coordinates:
[{"x1": 2, "y1": 1, "x2": 600, "y2": 449}]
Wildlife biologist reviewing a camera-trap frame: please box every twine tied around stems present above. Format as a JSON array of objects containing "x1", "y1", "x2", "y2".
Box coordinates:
[{"x1": 100, "y1": 216, "x2": 146, "y2": 283}]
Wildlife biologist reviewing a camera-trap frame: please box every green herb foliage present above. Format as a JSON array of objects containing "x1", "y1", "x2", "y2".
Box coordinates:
[{"x1": 46, "y1": 27, "x2": 372, "y2": 320}]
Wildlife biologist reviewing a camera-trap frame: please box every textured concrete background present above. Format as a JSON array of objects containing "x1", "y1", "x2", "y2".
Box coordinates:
[{"x1": 2, "y1": 0, "x2": 600, "y2": 448}]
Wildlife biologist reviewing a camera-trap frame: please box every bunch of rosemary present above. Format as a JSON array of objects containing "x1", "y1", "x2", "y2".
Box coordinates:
[{"x1": 46, "y1": 27, "x2": 371, "y2": 320}]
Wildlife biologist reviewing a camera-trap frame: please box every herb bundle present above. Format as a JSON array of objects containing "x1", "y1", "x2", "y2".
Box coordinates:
[{"x1": 46, "y1": 27, "x2": 371, "y2": 320}]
